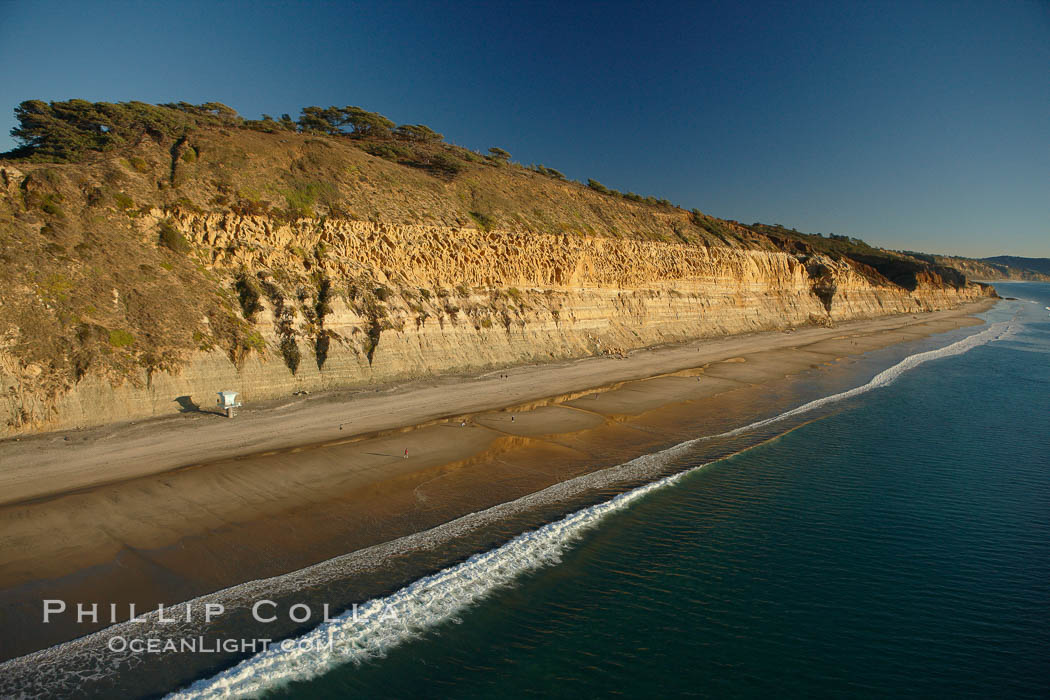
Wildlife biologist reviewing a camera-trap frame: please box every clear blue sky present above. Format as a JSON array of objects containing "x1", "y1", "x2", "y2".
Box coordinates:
[{"x1": 1, "y1": 0, "x2": 1046, "y2": 257}]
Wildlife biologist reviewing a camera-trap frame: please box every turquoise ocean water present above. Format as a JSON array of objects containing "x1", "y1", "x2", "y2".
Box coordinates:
[{"x1": 168, "y1": 284, "x2": 1049, "y2": 699}]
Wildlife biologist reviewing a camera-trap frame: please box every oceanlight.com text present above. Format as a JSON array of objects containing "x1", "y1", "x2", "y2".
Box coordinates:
[{"x1": 106, "y1": 631, "x2": 336, "y2": 654}]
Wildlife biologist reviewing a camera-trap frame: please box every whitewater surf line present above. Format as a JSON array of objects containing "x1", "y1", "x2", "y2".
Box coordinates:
[
  {"x1": 168, "y1": 468, "x2": 695, "y2": 698},
  {"x1": 706, "y1": 320, "x2": 1016, "y2": 440},
  {"x1": 165, "y1": 319, "x2": 1013, "y2": 699}
]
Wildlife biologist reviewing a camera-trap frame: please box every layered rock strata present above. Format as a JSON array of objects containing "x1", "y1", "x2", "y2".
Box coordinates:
[{"x1": 15, "y1": 213, "x2": 989, "y2": 433}]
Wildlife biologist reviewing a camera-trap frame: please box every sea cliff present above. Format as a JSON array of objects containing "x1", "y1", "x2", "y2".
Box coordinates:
[
  {"x1": 0, "y1": 103, "x2": 993, "y2": 434},
  {"x1": 8, "y1": 210, "x2": 989, "y2": 433}
]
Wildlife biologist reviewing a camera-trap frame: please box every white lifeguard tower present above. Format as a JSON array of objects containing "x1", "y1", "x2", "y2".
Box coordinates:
[{"x1": 217, "y1": 390, "x2": 242, "y2": 418}]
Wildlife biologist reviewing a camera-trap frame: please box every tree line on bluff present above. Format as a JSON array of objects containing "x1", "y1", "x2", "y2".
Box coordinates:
[
  {"x1": 4, "y1": 99, "x2": 692, "y2": 208},
  {"x1": 7, "y1": 100, "x2": 454, "y2": 163}
]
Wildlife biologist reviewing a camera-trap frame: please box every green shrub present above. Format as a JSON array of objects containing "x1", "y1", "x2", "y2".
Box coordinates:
[
  {"x1": 108, "y1": 329, "x2": 135, "y2": 347},
  {"x1": 315, "y1": 277, "x2": 333, "y2": 318},
  {"x1": 113, "y1": 191, "x2": 135, "y2": 211},
  {"x1": 158, "y1": 220, "x2": 191, "y2": 253},
  {"x1": 691, "y1": 209, "x2": 735, "y2": 239},
  {"x1": 279, "y1": 336, "x2": 301, "y2": 374},
  {"x1": 530, "y1": 164, "x2": 566, "y2": 180},
  {"x1": 487, "y1": 147, "x2": 511, "y2": 162},
  {"x1": 459, "y1": 149, "x2": 485, "y2": 163},
  {"x1": 361, "y1": 293, "x2": 388, "y2": 320},
  {"x1": 362, "y1": 319, "x2": 382, "y2": 364},
  {"x1": 393, "y1": 124, "x2": 443, "y2": 142},
  {"x1": 427, "y1": 152, "x2": 464, "y2": 176},
  {"x1": 469, "y1": 210, "x2": 494, "y2": 232},
  {"x1": 40, "y1": 193, "x2": 64, "y2": 217},
  {"x1": 235, "y1": 274, "x2": 264, "y2": 320},
  {"x1": 41, "y1": 272, "x2": 73, "y2": 302},
  {"x1": 314, "y1": 330, "x2": 331, "y2": 370},
  {"x1": 281, "y1": 180, "x2": 338, "y2": 218},
  {"x1": 587, "y1": 179, "x2": 611, "y2": 195},
  {"x1": 244, "y1": 330, "x2": 266, "y2": 351},
  {"x1": 363, "y1": 142, "x2": 413, "y2": 162},
  {"x1": 127, "y1": 156, "x2": 150, "y2": 173}
]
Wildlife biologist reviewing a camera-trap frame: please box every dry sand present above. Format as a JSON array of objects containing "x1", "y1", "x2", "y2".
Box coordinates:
[
  {"x1": 0, "y1": 302, "x2": 992, "y2": 506},
  {"x1": 0, "y1": 301, "x2": 995, "y2": 660}
]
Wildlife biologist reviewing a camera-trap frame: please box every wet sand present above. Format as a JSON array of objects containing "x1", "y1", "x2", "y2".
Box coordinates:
[{"x1": 0, "y1": 301, "x2": 994, "y2": 660}]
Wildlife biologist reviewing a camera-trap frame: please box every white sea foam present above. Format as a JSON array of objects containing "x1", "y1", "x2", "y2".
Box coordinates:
[
  {"x1": 165, "y1": 320, "x2": 1014, "y2": 699},
  {"x1": 706, "y1": 321, "x2": 1015, "y2": 440},
  {"x1": 168, "y1": 470, "x2": 690, "y2": 699}
]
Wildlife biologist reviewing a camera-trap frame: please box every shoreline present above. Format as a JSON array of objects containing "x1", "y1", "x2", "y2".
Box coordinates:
[
  {"x1": 0, "y1": 300, "x2": 995, "y2": 663},
  {"x1": 0, "y1": 300, "x2": 995, "y2": 507}
]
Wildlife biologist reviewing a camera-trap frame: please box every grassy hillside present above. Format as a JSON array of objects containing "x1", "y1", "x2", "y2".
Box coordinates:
[{"x1": 4, "y1": 100, "x2": 767, "y2": 245}]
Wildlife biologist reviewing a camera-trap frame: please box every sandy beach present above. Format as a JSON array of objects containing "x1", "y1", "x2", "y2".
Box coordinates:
[
  {"x1": 0, "y1": 300, "x2": 994, "y2": 660},
  {"x1": 0, "y1": 301, "x2": 995, "y2": 506}
]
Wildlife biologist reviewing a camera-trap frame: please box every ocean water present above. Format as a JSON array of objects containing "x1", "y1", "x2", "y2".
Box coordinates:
[{"x1": 164, "y1": 284, "x2": 1050, "y2": 699}]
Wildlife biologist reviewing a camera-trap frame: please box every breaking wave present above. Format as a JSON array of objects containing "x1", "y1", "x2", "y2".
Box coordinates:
[
  {"x1": 169, "y1": 469, "x2": 691, "y2": 698},
  {"x1": 167, "y1": 320, "x2": 1015, "y2": 699}
]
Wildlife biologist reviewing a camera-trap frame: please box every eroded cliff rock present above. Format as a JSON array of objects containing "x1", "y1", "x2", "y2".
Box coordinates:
[{"x1": 3, "y1": 211, "x2": 989, "y2": 434}]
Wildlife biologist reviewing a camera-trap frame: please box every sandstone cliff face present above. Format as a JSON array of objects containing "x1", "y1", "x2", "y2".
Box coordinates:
[{"x1": 5, "y1": 212, "x2": 988, "y2": 434}]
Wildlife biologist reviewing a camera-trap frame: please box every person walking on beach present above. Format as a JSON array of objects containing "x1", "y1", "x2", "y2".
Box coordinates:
[{"x1": 404, "y1": 447, "x2": 409, "y2": 459}]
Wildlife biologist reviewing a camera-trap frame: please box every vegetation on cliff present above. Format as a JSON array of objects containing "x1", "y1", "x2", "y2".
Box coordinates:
[
  {"x1": 0, "y1": 99, "x2": 990, "y2": 430},
  {"x1": 979, "y1": 256, "x2": 1050, "y2": 277}
]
